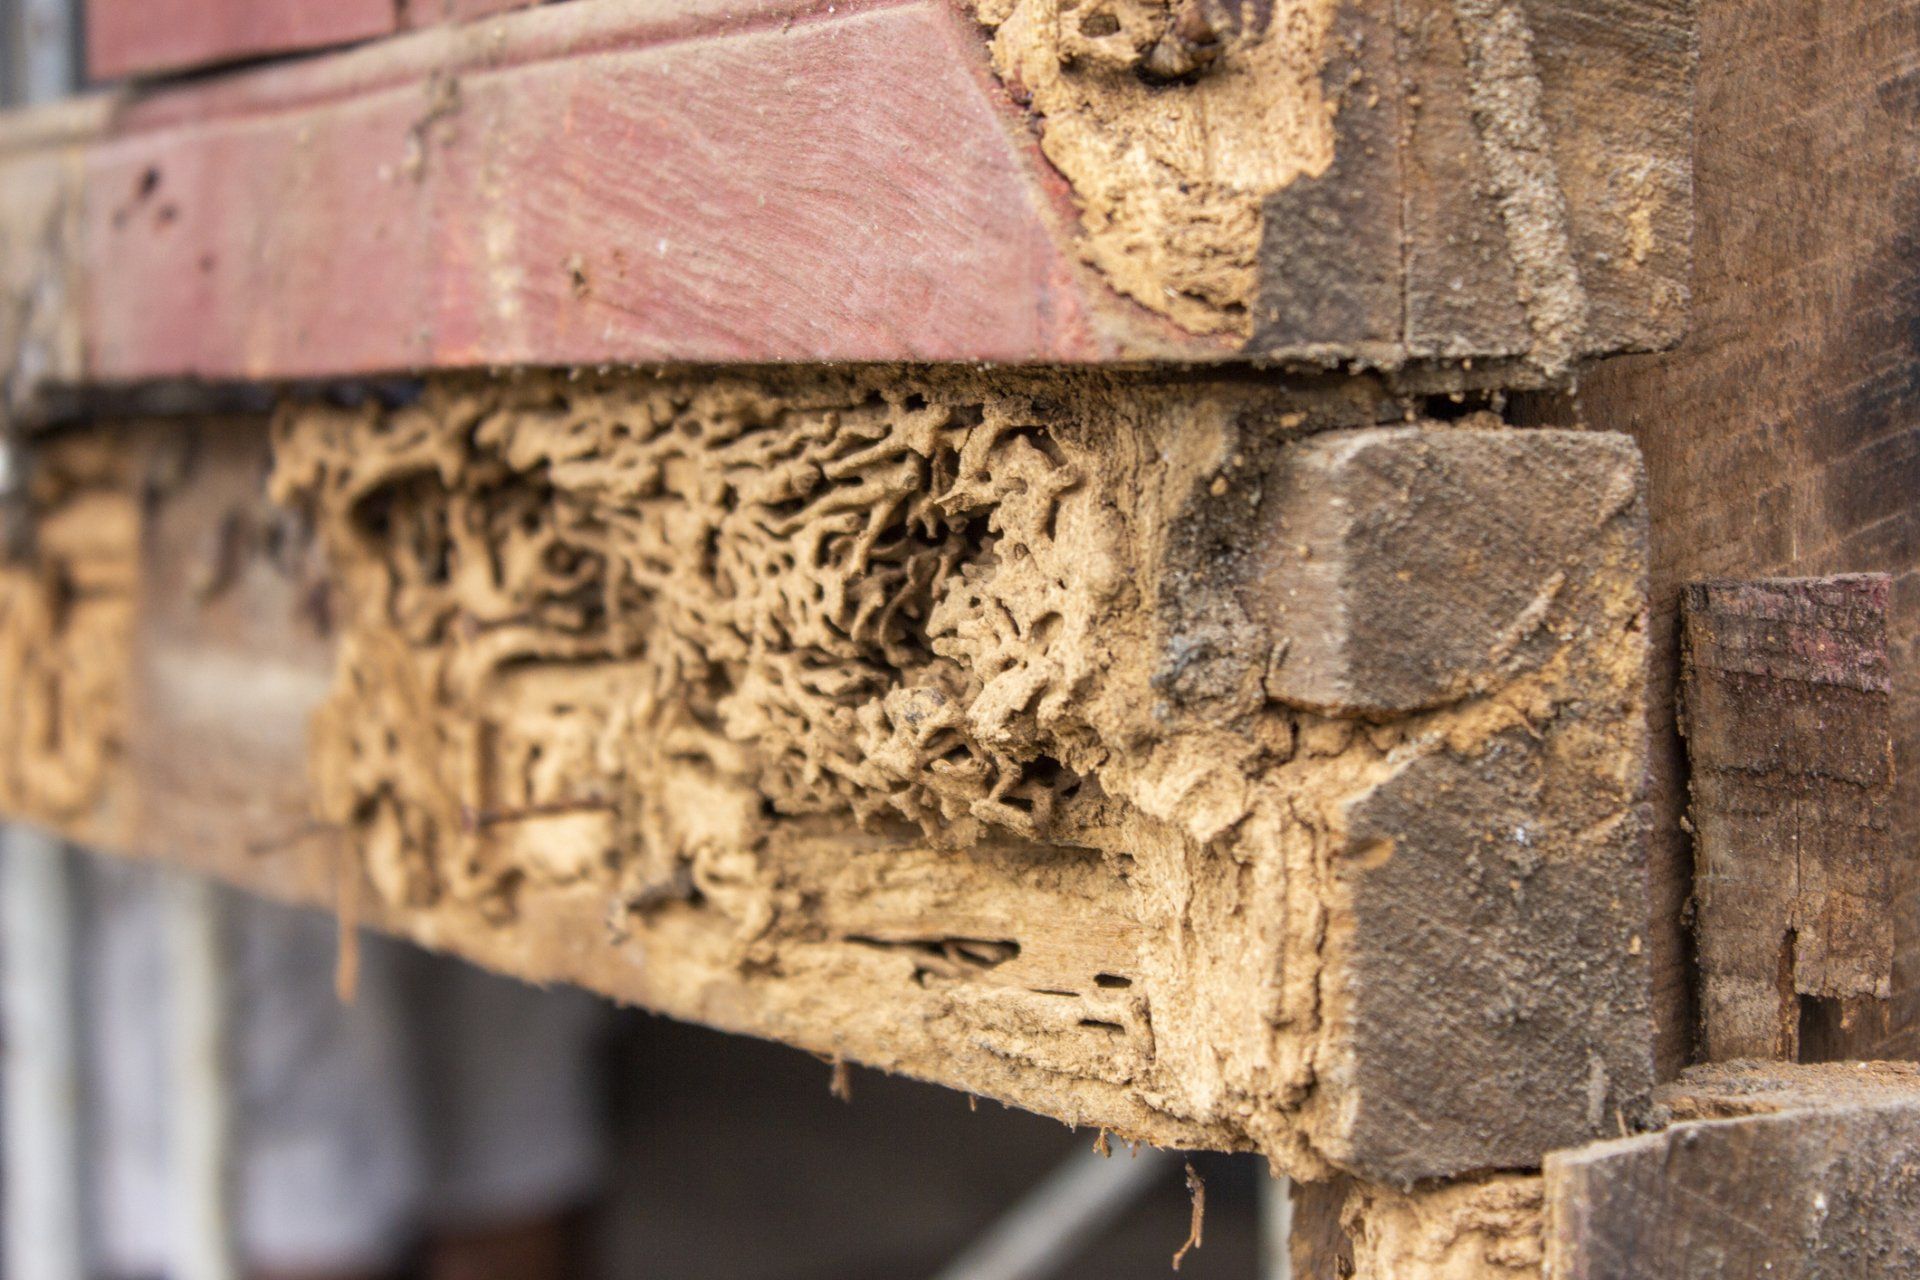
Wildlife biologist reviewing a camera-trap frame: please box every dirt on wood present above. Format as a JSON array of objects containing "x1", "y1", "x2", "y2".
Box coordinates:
[{"x1": 972, "y1": 0, "x2": 1337, "y2": 335}]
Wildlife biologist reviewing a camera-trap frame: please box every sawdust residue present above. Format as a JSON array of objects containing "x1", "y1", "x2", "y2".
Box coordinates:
[{"x1": 974, "y1": 0, "x2": 1338, "y2": 334}]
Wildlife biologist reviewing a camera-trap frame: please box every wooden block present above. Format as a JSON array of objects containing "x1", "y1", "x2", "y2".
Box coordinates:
[
  {"x1": 1258, "y1": 427, "x2": 1655, "y2": 1180},
  {"x1": 1, "y1": 0, "x2": 1691, "y2": 384},
  {"x1": 1546, "y1": 1062, "x2": 1920, "y2": 1279},
  {"x1": 1259, "y1": 429, "x2": 1644, "y2": 716},
  {"x1": 1680, "y1": 576, "x2": 1895, "y2": 1061},
  {"x1": 0, "y1": 377, "x2": 1653, "y2": 1182}
]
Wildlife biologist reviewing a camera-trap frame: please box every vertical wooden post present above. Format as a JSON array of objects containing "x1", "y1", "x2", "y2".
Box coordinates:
[{"x1": 1680, "y1": 576, "x2": 1895, "y2": 1061}]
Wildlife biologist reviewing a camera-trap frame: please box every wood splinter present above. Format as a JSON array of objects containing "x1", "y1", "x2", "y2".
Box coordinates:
[{"x1": 1172, "y1": 1161, "x2": 1205, "y2": 1271}]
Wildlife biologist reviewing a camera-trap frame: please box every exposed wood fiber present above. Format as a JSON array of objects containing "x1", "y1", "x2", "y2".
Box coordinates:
[
  {"x1": 1341, "y1": 1176, "x2": 1545, "y2": 1280},
  {"x1": 968, "y1": 0, "x2": 1692, "y2": 361}
]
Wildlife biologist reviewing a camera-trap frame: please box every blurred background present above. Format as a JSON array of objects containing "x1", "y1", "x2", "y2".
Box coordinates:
[{"x1": 0, "y1": 847, "x2": 1274, "y2": 1279}]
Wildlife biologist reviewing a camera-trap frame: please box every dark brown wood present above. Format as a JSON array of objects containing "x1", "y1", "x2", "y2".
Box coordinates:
[
  {"x1": 1556, "y1": 0, "x2": 1920, "y2": 1074},
  {"x1": 1258, "y1": 428, "x2": 1656, "y2": 1182},
  {"x1": 1546, "y1": 1062, "x2": 1920, "y2": 1279},
  {"x1": 1256, "y1": 0, "x2": 1695, "y2": 376},
  {"x1": 1288, "y1": 1177, "x2": 1357, "y2": 1280},
  {"x1": 1259, "y1": 429, "x2": 1646, "y2": 716},
  {"x1": 1251, "y1": 2, "x2": 1404, "y2": 362},
  {"x1": 1679, "y1": 576, "x2": 1895, "y2": 1061}
]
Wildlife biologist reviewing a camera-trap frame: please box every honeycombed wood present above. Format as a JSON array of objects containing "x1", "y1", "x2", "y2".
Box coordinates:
[
  {"x1": 0, "y1": 377, "x2": 1654, "y2": 1183},
  {"x1": 1680, "y1": 576, "x2": 1895, "y2": 1061},
  {"x1": 0, "y1": 0, "x2": 1690, "y2": 385}
]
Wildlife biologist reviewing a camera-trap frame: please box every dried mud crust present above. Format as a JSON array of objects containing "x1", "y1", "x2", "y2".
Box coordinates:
[
  {"x1": 269, "y1": 372, "x2": 1333, "y2": 909},
  {"x1": 253, "y1": 367, "x2": 1648, "y2": 1174},
  {"x1": 971, "y1": 0, "x2": 1338, "y2": 335}
]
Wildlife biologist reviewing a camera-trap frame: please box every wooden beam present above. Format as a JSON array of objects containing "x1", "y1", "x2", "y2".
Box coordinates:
[
  {"x1": 0, "y1": 374, "x2": 1653, "y2": 1183},
  {"x1": 1546, "y1": 1062, "x2": 1920, "y2": 1279},
  {"x1": 2, "y1": 0, "x2": 1691, "y2": 385},
  {"x1": 1680, "y1": 576, "x2": 1895, "y2": 1061},
  {"x1": 86, "y1": 0, "x2": 397, "y2": 80},
  {"x1": 85, "y1": 0, "x2": 536, "y2": 81}
]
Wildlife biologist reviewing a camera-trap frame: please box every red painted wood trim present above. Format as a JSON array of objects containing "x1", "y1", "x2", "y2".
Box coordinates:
[
  {"x1": 88, "y1": 0, "x2": 399, "y2": 81},
  {"x1": 87, "y1": 0, "x2": 538, "y2": 82},
  {"x1": 66, "y1": 0, "x2": 1193, "y2": 380}
]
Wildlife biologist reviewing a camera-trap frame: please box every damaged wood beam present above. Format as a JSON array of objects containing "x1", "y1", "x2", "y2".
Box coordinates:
[
  {"x1": 0, "y1": 0, "x2": 1691, "y2": 384},
  {"x1": 0, "y1": 371, "x2": 1653, "y2": 1184},
  {"x1": 1679, "y1": 575, "x2": 1895, "y2": 1062}
]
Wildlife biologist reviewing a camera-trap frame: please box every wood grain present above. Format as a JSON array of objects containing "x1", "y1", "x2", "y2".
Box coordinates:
[
  {"x1": 1680, "y1": 576, "x2": 1895, "y2": 1061},
  {"x1": 1546, "y1": 1063, "x2": 1920, "y2": 1279},
  {"x1": 86, "y1": 0, "x2": 537, "y2": 81},
  {"x1": 79, "y1": 0, "x2": 1128, "y2": 375}
]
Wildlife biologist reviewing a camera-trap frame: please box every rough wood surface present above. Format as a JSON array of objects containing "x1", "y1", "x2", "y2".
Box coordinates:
[
  {"x1": 1546, "y1": 1062, "x2": 1920, "y2": 1279},
  {"x1": 86, "y1": 0, "x2": 534, "y2": 80},
  {"x1": 0, "y1": 373, "x2": 1652, "y2": 1183},
  {"x1": 1, "y1": 0, "x2": 1690, "y2": 384},
  {"x1": 1254, "y1": 0, "x2": 1695, "y2": 378},
  {"x1": 1679, "y1": 576, "x2": 1895, "y2": 1061},
  {"x1": 1311, "y1": 1176, "x2": 1545, "y2": 1280},
  {"x1": 1294, "y1": 1063, "x2": 1920, "y2": 1280},
  {"x1": 1516, "y1": 0, "x2": 1920, "y2": 1075}
]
